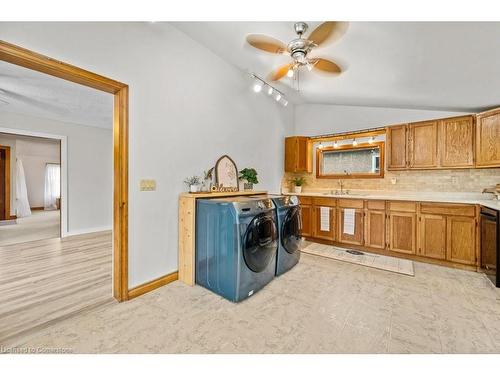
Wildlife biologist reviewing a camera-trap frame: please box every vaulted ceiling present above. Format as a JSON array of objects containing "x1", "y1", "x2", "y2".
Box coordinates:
[{"x1": 173, "y1": 22, "x2": 500, "y2": 112}]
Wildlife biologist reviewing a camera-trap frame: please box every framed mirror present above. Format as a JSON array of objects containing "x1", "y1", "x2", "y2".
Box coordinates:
[
  {"x1": 214, "y1": 155, "x2": 239, "y2": 190},
  {"x1": 316, "y1": 142, "x2": 385, "y2": 179}
]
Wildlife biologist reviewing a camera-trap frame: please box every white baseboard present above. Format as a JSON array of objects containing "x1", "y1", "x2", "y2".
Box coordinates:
[{"x1": 64, "y1": 226, "x2": 112, "y2": 237}]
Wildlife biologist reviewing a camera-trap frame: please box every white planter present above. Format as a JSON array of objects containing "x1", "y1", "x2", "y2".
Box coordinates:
[
  {"x1": 190, "y1": 184, "x2": 200, "y2": 193},
  {"x1": 294, "y1": 186, "x2": 302, "y2": 193}
]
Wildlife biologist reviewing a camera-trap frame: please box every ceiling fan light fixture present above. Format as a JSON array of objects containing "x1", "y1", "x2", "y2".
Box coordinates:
[{"x1": 286, "y1": 68, "x2": 294, "y2": 78}]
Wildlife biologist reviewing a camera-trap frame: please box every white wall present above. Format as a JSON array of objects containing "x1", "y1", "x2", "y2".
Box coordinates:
[
  {"x1": 0, "y1": 112, "x2": 113, "y2": 233},
  {"x1": 294, "y1": 103, "x2": 470, "y2": 136},
  {"x1": 0, "y1": 22, "x2": 294, "y2": 288},
  {"x1": 15, "y1": 138, "x2": 60, "y2": 208}
]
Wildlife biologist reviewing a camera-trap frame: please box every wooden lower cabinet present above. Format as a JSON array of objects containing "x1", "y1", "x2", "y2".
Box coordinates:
[
  {"x1": 446, "y1": 216, "x2": 477, "y2": 265},
  {"x1": 364, "y1": 210, "x2": 386, "y2": 249},
  {"x1": 313, "y1": 206, "x2": 336, "y2": 241},
  {"x1": 419, "y1": 214, "x2": 447, "y2": 259},
  {"x1": 388, "y1": 211, "x2": 416, "y2": 254},
  {"x1": 300, "y1": 204, "x2": 313, "y2": 237},
  {"x1": 337, "y1": 208, "x2": 364, "y2": 245}
]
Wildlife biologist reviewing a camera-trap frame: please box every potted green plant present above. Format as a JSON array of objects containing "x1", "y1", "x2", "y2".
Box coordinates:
[
  {"x1": 290, "y1": 176, "x2": 306, "y2": 193},
  {"x1": 239, "y1": 168, "x2": 259, "y2": 191},
  {"x1": 184, "y1": 175, "x2": 202, "y2": 193}
]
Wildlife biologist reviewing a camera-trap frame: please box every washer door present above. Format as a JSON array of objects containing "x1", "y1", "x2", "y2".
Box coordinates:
[
  {"x1": 282, "y1": 206, "x2": 302, "y2": 254},
  {"x1": 243, "y1": 212, "x2": 278, "y2": 273}
]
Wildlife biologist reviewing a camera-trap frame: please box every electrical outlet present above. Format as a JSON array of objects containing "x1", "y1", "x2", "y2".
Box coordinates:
[{"x1": 140, "y1": 179, "x2": 156, "y2": 191}]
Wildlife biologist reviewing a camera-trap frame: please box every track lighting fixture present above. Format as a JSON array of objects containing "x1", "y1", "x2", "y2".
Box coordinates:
[
  {"x1": 333, "y1": 141, "x2": 339, "y2": 148},
  {"x1": 368, "y1": 136, "x2": 375, "y2": 144},
  {"x1": 352, "y1": 138, "x2": 358, "y2": 146},
  {"x1": 250, "y1": 73, "x2": 288, "y2": 107}
]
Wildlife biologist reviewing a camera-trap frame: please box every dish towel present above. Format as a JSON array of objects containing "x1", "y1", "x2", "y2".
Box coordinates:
[{"x1": 343, "y1": 208, "x2": 355, "y2": 235}]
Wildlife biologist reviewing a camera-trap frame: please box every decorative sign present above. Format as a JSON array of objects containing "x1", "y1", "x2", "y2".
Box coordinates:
[
  {"x1": 214, "y1": 155, "x2": 239, "y2": 191},
  {"x1": 211, "y1": 184, "x2": 239, "y2": 193}
]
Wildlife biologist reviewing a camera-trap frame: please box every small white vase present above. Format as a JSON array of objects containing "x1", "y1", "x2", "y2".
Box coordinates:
[
  {"x1": 190, "y1": 184, "x2": 200, "y2": 193},
  {"x1": 294, "y1": 186, "x2": 302, "y2": 193}
]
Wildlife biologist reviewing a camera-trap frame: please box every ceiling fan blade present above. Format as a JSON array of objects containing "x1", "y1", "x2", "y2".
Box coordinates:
[
  {"x1": 246, "y1": 34, "x2": 287, "y2": 54},
  {"x1": 268, "y1": 63, "x2": 294, "y2": 81},
  {"x1": 311, "y1": 58, "x2": 342, "y2": 74},
  {"x1": 308, "y1": 22, "x2": 349, "y2": 46}
]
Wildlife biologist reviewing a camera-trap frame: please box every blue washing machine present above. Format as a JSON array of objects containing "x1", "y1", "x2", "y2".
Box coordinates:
[
  {"x1": 195, "y1": 196, "x2": 278, "y2": 302},
  {"x1": 269, "y1": 195, "x2": 302, "y2": 276}
]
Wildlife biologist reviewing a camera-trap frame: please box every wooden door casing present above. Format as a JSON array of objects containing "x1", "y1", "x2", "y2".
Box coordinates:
[
  {"x1": 439, "y1": 116, "x2": 475, "y2": 168},
  {"x1": 419, "y1": 214, "x2": 447, "y2": 260}
]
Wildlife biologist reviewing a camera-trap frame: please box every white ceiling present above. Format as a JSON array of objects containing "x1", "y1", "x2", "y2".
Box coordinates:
[
  {"x1": 172, "y1": 22, "x2": 500, "y2": 112},
  {"x1": 0, "y1": 60, "x2": 113, "y2": 129}
]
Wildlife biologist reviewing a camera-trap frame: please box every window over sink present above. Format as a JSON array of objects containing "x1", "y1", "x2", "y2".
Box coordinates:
[{"x1": 316, "y1": 142, "x2": 385, "y2": 179}]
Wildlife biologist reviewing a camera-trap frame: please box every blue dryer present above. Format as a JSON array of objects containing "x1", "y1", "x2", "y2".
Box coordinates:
[
  {"x1": 270, "y1": 195, "x2": 301, "y2": 276},
  {"x1": 195, "y1": 197, "x2": 278, "y2": 302}
]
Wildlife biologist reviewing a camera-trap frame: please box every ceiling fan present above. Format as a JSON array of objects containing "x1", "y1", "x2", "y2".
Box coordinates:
[{"x1": 246, "y1": 21, "x2": 348, "y2": 81}]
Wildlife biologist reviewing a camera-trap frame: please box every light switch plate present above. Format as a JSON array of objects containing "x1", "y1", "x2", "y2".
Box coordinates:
[{"x1": 140, "y1": 179, "x2": 156, "y2": 191}]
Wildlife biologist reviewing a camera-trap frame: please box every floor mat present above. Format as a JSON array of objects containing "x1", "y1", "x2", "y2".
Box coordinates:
[{"x1": 302, "y1": 242, "x2": 414, "y2": 276}]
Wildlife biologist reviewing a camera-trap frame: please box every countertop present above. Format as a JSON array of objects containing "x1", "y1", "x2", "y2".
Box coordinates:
[{"x1": 282, "y1": 190, "x2": 500, "y2": 211}]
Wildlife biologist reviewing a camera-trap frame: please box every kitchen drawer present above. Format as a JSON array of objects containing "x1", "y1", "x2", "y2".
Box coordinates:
[
  {"x1": 366, "y1": 200, "x2": 386, "y2": 210},
  {"x1": 420, "y1": 203, "x2": 476, "y2": 217},
  {"x1": 388, "y1": 201, "x2": 417, "y2": 212},
  {"x1": 298, "y1": 196, "x2": 313, "y2": 205},
  {"x1": 313, "y1": 197, "x2": 337, "y2": 207},
  {"x1": 338, "y1": 198, "x2": 364, "y2": 209}
]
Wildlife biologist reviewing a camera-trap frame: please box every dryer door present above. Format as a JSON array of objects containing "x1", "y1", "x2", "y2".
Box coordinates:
[
  {"x1": 282, "y1": 206, "x2": 302, "y2": 254},
  {"x1": 243, "y1": 212, "x2": 278, "y2": 273}
]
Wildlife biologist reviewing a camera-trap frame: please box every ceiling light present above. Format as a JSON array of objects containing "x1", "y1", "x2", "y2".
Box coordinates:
[
  {"x1": 287, "y1": 69, "x2": 294, "y2": 78},
  {"x1": 318, "y1": 142, "x2": 324, "y2": 149},
  {"x1": 368, "y1": 136, "x2": 374, "y2": 144},
  {"x1": 282, "y1": 99, "x2": 288, "y2": 107},
  {"x1": 352, "y1": 139, "x2": 358, "y2": 146},
  {"x1": 306, "y1": 62, "x2": 313, "y2": 72},
  {"x1": 267, "y1": 86, "x2": 273, "y2": 95},
  {"x1": 275, "y1": 93, "x2": 282, "y2": 101},
  {"x1": 253, "y1": 81, "x2": 263, "y2": 93},
  {"x1": 333, "y1": 141, "x2": 339, "y2": 148}
]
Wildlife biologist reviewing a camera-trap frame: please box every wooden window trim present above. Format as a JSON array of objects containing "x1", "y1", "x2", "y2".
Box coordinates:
[{"x1": 316, "y1": 141, "x2": 385, "y2": 179}]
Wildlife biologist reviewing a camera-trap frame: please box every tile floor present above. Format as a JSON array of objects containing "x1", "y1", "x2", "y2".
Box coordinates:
[{"x1": 4, "y1": 253, "x2": 500, "y2": 353}]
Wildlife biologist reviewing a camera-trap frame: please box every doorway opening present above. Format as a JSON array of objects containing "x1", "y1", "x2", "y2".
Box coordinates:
[
  {"x1": 0, "y1": 132, "x2": 62, "y2": 246},
  {"x1": 0, "y1": 40, "x2": 129, "y2": 303}
]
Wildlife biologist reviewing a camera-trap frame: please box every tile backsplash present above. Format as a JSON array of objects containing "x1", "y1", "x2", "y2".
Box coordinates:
[{"x1": 283, "y1": 168, "x2": 500, "y2": 193}]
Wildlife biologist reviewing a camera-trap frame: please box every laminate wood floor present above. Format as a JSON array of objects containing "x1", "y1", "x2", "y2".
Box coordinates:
[{"x1": 0, "y1": 231, "x2": 114, "y2": 343}]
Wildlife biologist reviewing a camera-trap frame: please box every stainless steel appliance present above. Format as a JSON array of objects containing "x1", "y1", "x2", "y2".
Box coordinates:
[{"x1": 480, "y1": 206, "x2": 499, "y2": 287}]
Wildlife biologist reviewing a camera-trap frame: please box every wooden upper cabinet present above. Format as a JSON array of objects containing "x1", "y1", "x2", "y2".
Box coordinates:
[
  {"x1": 419, "y1": 214, "x2": 447, "y2": 260},
  {"x1": 386, "y1": 125, "x2": 408, "y2": 170},
  {"x1": 285, "y1": 136, "x2": 312, "y2": 173},
  {"x1": 408, "y1": 120, "x2": 438, "y2": 169},
  {"x1": 476, "y1": 108, "x2": 500, "y2": 167},
  {"x1": 438, "y1": 115, "x2": 475, "y2": 168},
  {"x1": 446, "y1": 216, "x2": 477, "y2": 265}
]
